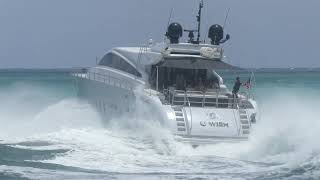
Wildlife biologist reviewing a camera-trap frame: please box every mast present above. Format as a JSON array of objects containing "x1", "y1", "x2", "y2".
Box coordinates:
[{"x1": 196, "y1": 0, "x2": 204, "y2": 44}]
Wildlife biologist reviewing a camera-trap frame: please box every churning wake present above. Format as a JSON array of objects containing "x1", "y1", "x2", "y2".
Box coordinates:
[{"x1": 1, "y1": 79, "x2": 320, "y2": 179}]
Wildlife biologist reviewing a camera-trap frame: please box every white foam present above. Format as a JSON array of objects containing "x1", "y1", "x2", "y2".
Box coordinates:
[
  {"x1": 1, "y1": 82, "x2": 320, "y2": 175},
  {"x1": 177, "y1": 91, "x2": 320, "y2": 167},
  {"x1": 0, "y1": 82, "x2": 102, "y2": 141}
]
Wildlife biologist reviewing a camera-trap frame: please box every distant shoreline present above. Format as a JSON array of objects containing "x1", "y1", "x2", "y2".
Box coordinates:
[
  {"x1": 0, "y1": 67, "x2": 319, "y2": 73},
  {"x1": 246, "y1": 67, "x2": 320, "y2": 73}
]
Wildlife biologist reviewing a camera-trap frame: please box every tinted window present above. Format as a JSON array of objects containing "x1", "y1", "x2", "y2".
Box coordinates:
[{"x1": 99, "y1": 53, "x2": 141, "y2": 77}]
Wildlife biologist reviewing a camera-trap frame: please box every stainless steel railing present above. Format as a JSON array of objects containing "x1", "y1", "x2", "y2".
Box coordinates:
[
  {"x1": 72, "y1": 72, "x2": 134, "y2": 91},
  {"x1": 163, "y1": 89, "x2": 252, "y2": 109}
]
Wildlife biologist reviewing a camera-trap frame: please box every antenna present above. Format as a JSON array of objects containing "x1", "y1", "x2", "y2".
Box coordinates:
[
  {"x1": 167, "y1": 8, "x2": 174, "y2": 28},
  {"x1": 223, "y1": 8, "x2": 230, "y2": 29},
  {"x1": 196, "y1": 0, "x2": 204, "y2": 44},
  {"x1": 164, "y1": 8, "x2": 174, "y2": 42}
]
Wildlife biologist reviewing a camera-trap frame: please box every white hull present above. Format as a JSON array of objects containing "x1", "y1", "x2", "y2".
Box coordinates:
[{"x1": 75, "y1": 74, "x2": 137, "y2": 120}]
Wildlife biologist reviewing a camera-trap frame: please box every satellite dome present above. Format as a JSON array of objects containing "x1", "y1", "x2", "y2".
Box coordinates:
[
  {"x1": 166, "y1": 22, "x2": 183, "y2": 44},
  {"x1": 208, "y1": 24, "x2": 224, "y2": 45}
]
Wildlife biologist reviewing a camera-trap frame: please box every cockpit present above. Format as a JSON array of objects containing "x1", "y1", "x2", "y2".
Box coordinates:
[
  {"x1": 150, "y1": 67, "x2": 220, "y2": 92},
  {"x1": 149, "y1": 57, "x2": 233, "y2": 92}
]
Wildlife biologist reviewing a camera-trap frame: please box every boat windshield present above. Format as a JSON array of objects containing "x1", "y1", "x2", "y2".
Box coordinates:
[{"x1": 150, "y1": 66, "x2": 220, "y2": 92}]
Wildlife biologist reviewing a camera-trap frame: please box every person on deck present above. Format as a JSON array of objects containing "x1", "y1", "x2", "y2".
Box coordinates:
[
  {"x1": 176, "y1": 74, "x2": 185, "y2": 90},
  {"x1": 232, "y1": 77, "x2": 242, "y2": 98},
  {"x1": 197, "y1": 78, "x2": 205, "y2": 92}
]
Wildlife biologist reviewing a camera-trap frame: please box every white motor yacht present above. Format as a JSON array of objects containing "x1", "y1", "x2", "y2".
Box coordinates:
[{"x1": 73, "y1": 1, "x2": 258, "y2": 145}]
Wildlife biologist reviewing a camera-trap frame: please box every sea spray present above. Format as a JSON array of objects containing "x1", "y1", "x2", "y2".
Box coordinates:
[
  {"x1": 104, "y1": 84, "x2": 180, "y2": 156},
  {"x1": 178, "y1": 90, "x2": 320, "y2": 167},
  {"x1": 1, "y1": 71, "x2": 320, "y2": 179},
  {"x1": 0, "y1": 81, "x2": 101, "y2": 140}
]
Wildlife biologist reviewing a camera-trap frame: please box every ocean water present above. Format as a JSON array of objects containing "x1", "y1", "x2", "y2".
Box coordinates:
[{"x1": 0, "y1": 70, "x2": 319, "y2": 180}]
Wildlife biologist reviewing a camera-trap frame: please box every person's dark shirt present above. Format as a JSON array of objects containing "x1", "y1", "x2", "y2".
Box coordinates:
[{"x1": 232, "y1": 80, "x2": 241, "y2": 93}]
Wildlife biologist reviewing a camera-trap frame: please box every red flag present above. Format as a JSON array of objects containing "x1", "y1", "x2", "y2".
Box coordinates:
[{"x1": 243, "y1": 78, "x2": 251, "y2": 89}]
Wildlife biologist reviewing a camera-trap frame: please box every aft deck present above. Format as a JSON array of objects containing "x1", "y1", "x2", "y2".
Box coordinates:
[{"x1": 161, "y1": 89, "x2": 254, "y2": 109}]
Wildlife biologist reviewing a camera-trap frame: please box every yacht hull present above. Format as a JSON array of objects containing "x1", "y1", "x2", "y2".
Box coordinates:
[
  {"x1": 75, "y1": 76, "x2": 136, "y2": 120},
  {"x1": 73, "y1": 73, "x2": 257, "y2": 144}
]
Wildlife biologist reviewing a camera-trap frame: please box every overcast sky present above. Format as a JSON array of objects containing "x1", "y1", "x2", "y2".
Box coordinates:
[{"x1": 0, "y1": 0, "x2": 319, "y2": 68}]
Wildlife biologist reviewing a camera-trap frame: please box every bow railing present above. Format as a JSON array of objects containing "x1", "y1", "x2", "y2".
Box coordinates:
[{"x1": 72, "y1": 72, "x2": 134, "y2": 91}]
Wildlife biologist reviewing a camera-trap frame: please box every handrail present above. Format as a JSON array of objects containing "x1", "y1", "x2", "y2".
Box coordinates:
[
  {"x1": 186, "y1": 95, "x2": 193, "y2": 132},
  {"x1": 163, "y1": 88, "x2": 251, "y2": 109},
  {"x1": 233, "y1": 95, "x2": 241, "y2": 134},
  {"x1": 73, "y1": 72, "x2": 134, "y2": 91}
]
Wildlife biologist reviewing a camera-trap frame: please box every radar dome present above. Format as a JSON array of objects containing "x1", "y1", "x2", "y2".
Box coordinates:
[
  {"x1": 166, "y1": 22, "x2": 183, "y2": 44},
  {"x1": 208, "y1": 24, "x2": 224, "y2": 45}
]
